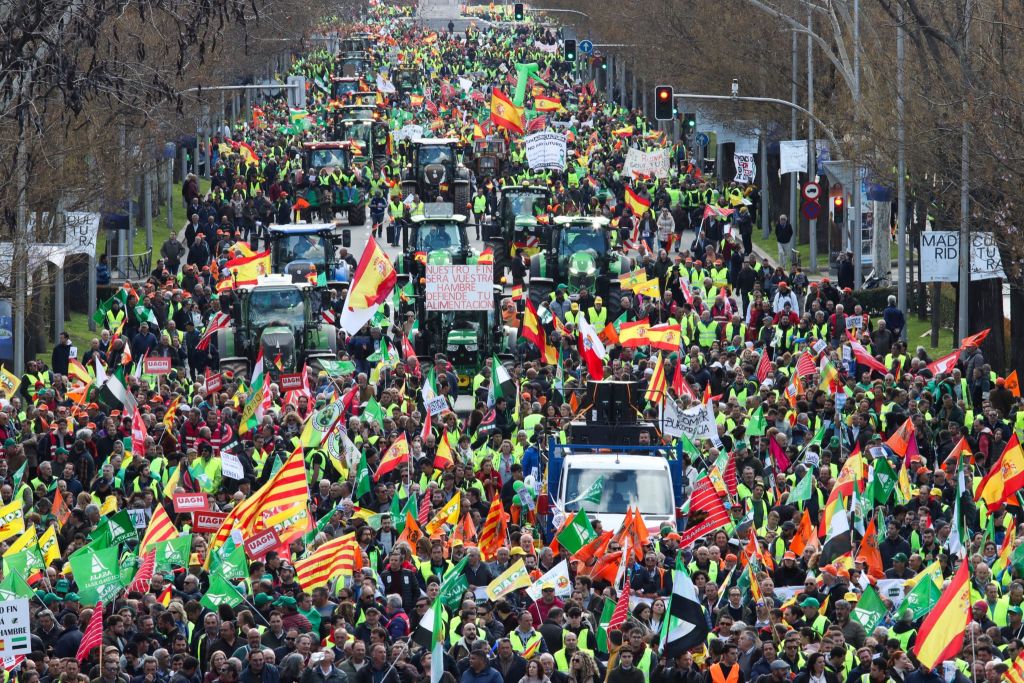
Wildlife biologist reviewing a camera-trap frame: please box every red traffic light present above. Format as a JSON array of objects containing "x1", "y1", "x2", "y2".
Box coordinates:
[
  {"x1": 654, "y1": 85, "x2": 674, "y2": 121},
  {"x1": 833, "y1": 197, "x2": 844, "y2": 207},
  {"x1": 658, "y1": 90, "x2": 670, "y2": 100}
]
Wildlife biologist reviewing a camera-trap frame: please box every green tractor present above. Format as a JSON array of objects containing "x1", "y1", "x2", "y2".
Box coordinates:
[
  {"x1": 301, "y1": 141, "x2": 367, "y2": 225},
  {"x1": 267, "y1": 224, "x2": 349, "y2": 284},
  {"x1": 408, "y1": 286, "x2": 511, "y2": 390},
  {"x1": 337, "y1": 118, "x2": 391, "y2": 171},
  {"x1": 331, "y1": 76, "x2": 362, "y2": 100},
  {"x1": 394, "y1": 203, "x2": 483, "y2": 288},
  {"x1": 217, "y1": 275, "x2": 338, "y2": 380},
  {"x1": 400, "y1": 139, "x2": 473, "y2": 209},
  {"x1": 393, "y1": 67, "x2": 424, "y2": 97},
  {"x1": 487, "y1": 184, "x2": 553, "y2": 276},
  {"x1": 528, "y1": 216, "x2": 633, "y2": 318}
]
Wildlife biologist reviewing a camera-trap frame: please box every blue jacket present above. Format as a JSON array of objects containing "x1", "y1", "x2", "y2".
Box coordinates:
[
  {"x1": 459, "y1": 667, "x2": 503, "y2": 683},
  {"x1": 240, "y1": 664, "x2": 280, "y2": 683}
]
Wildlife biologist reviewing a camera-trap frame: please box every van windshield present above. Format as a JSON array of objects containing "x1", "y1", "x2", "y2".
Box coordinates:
[{"x1": 564, "y1": 467, "x2": 674, "y2": 515}]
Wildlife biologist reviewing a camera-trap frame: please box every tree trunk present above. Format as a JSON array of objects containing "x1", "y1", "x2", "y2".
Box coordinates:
[{"x1": 1011, "y1": 285, "x2": 1024, "y2": 377}]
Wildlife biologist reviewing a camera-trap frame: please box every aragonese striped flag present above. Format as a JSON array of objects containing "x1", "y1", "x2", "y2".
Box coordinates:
[{"x1": 76, "y1": 602, "x2": 104, "y2": 662}]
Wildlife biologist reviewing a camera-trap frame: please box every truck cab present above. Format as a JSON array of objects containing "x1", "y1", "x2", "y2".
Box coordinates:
[{"x1": 547, "y1": 440, "x2": 683, "y2": 534}]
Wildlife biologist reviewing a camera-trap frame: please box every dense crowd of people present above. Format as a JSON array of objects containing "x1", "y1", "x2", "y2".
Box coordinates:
[{"x1": 4, "y1": 5, "x2": 1020, "y2": 683}]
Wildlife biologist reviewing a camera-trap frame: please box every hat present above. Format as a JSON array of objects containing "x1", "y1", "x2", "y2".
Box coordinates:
[
  {"x1": 770, "y1": 661, "x2": 791, "y2": 672},
  {"x1": 594, "y1": 296, "x2": 603, "y2": 304},
  {"x1": 930, "y1": 487, "x2": 942, "y2": 496},
  {"x1": 820, "y1": 565, "x2": 838, "y2": 575},
  {"x1": 64, "y1": 592, "x2": 80, "y2": 602},
  {"x1": 55, "y1": 579, "x2": 70, "y2": 594},
  {"x1": 974, "y1": 600, "x2": 988, "y2": 609},
  {"x1": 665, "y1": 533, "x2": 681, "y2": 541},
  {"x1": 254, "y1": 593, "x2": 274, "y2": 607},
  {"x1": 725, "y1": 553, "x2": 737, "y2": 563},
  {"x1": 844, "y1": 592, "x2": 860, "y2": 602},
  {"x1": 783, "y1": 551, "x2": 797, "y2": 560},
  {"x1": 42, "y1": 593, "x2": 60, "y2": 605},
  {"x1": 800, "y1": 597, "x2": 820, "y2": 609},
  {"x1": 541, "y1": 583, "x2": 555, "y2": 591},
  {"x1": 510, "y1": 547, "x2": 527, "y2": 556},
  {"x1": 557, "y1": 284, "x2": 568, "y2": 291},
  {"x1": 892, "y1": 553, "x2": 908, "y2": 563},
  {"x1": 273, "y1": 596, "x2": 297, "y2": 608},
  {"x1": 1010, "y1": 606, "x2": 1023, "y2": 615},
  {"x1": 570, "y1": 303, "x2": 579, "y2": 311}
]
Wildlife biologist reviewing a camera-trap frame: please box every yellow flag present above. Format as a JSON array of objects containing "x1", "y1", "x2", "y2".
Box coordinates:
[
  {"x1": 905, "y1": 559, "x2": 943, "y2": 590},
  {"x1": 163, "y1": 465, "x2": 181, "y2": 498},
  {"x1": 0, "y1": 499, "x2": 24, "y2": 543},
  {"x1": 100, "y1": 495, "x2": 118, "y2": 515},
  {"x1": 634, "y1": 279, "x2": 661, "y2": 299},
  {"x1": 0, "y1": 366, "x2": 20, "y2": 400},
  {"x1": 426, "y1": 492, "x2": 461, "y2": 535},
  {"x1": 39, "y1": 525, "x2": 60, "y2": 567},
  {"x1": 4, "y1": 524, "x2": 35, "y2": 555},
  {"x1": 486, "y1": 559, "x2": 532, "y2": 601}
]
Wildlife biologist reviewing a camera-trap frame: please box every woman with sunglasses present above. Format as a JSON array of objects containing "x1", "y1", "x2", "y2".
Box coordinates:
[{"x1": 566, "y1": 652, "x2": 599, "y2": 683}]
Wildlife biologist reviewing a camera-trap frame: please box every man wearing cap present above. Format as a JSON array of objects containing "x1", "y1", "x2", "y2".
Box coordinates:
[
  {"x1": 586, "y1": 296, "x2": 607, "y2": 328},
  {"x1": 274, "y1": 596, "x2": 312, "y2": 633},
  {"x1": 772, "y1": 551, "x2": 804, "y2": 586},
  {"x1": 800, "y1": 597, "x2": 830, "y2": 636},
  {"x1": 752, "y1": 660, "x2": 789, "y2": 683},
  {"x1": 884, "y1": 554, "x2": 912, "y2": 580}
]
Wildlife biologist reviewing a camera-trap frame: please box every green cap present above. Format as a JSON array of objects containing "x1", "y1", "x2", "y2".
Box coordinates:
[
  {"x1": 42, "y1": 593, "x2": 60, "y2": 604},
  {"x1": 254, "y1": 593, "x2": 274, "y2": 607},
  {"x1": 55, "y1": 579, "x2": 70, "y2": 594},
  {"x1": 800, "y1": 597, "x2": 820, "y2": 609},
  {"x1": 64, "y1": 593, "x2": 80, "y2": 602},
  {"x1": 1010, "y1": 606, "x2": 1023, "y2": 615},
  {"x1": 274, "y1": 596, "x2": 297, "y2": 608}
]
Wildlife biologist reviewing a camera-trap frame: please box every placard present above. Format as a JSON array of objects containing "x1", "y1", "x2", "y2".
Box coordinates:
[
  {"x1": 64, "y1": 212, "x2": 101, "y2": 256},
  {"x1": 279, "y1": 373, "x2": 304, "y2": 391},
  {"x1": 425, "y1": 395, "x2": 449, "y2": 416},
  {"x1": 244, "y1": 528, "x2": 282, "y2": 559},
  {"x1": 193, "y1": 511, "x2": 229, "y2": 533},
  {"x1": 623, "y1": 147, "x2": 670, "y2": 179},
  {"x1": 222, "y1": 452, "x2": 245, "y2": 480},
  {"x1": 127, "y1": 508, "x2": 150, "y2": 529},
  {"x1": 733, "y1": 153, "x2": 756, "y2": 184},
  {"x1": 0, "y1": 599, "x2": 31, "y2": 656},
  {"x1": 172, "y1": 493, "x2": 209, "y2": 513},
  {"x1": 205, "y1": 372, "x2": 223, "y2": 393},
  {"x1": 919, "y1": 231, "x2": 1007, "y2": 283},
  {"x1": 663, "y1": 401, "x2": 717, "y2": 441},
  {"x1": 393, "y1": 124, "x2": 424, "y2": 141},
  {"x1": 144, "y1": 357, "x2": 172, "y2": 375},
  {"x1": 424, "y1": 264, "x2": 494, "y2": 311},
  {"x1": 844, "y1": 316, "x2": 863, "y2": 331},
  {"x1": 779, "y1": 140, "x2": 808, "y2": 175},
  {"x1": 524, "y1": 132, "x2": 567, "y2": 171}
]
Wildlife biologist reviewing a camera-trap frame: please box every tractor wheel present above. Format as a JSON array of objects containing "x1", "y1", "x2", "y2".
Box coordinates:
[
  {"x1": 606, "y1": 284, "x2": 625, "y2": 320},
  {"x1": 400, "y1": 180, "x2": 418, "y2": 199},
  {"x1": 452, "y1": 183, "x2": 472, "y2": 214},
  {"x1": 348, "y1": 203, "x2": 367, "y2": 226},
  {"x1": 488, "y1": 238, "x2": 508, "y2": 284},
  {"x1": 219, "y1": 356, "x2": 250, "y2": 383},
  {"x1": 529, "y1": 278, "x2": 554, "y2": 311}
]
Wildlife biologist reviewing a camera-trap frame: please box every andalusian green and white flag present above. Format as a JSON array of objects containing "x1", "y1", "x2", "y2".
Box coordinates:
[
  {"x1": 201, "y1": 572, "x2": 245, "y2": 611},
  {"x1": 556, "y1": 509, "x2": 597, "y2": 554}
]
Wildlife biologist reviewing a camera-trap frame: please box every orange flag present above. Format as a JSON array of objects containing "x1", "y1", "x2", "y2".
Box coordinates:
[
  {"x1": 573, "y1": 530, "x2": 613, "y2": 564},
  {"x1": 885, "y1": 417, "x2": 915, "y2": 458},
  {"x1": 1007, "y1": 371, "x2": 1021, "y2": 398},
  {"x1": 451, "y1": 513, "x2": 478, "y2": 547},
  {"x1": 790, "y1": 509, "x2": 817, "y2": 556},
  {"x1": 858, "y1": 518, "x2": 885, "y2": 579},
  {"x1": 398, "y1": 512, "x2": 424, "y2": 549}
]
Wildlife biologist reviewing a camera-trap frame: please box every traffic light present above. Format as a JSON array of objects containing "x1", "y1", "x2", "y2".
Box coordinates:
[
  {"x1": 683, "y1": 112, "x2": 697, "y2": 131},
  {"x1": 832, "y1": 196, "x2": 845, "y2": 224},
  {"x1": 514, "y1": 3, "x2": 525, "y2": 21},
  {"x1": 563, "y1": 39, "x2": 576, "y2": 62},
  {"x1": 654, "y1": 85, "x2": 674, "y2": 121}
]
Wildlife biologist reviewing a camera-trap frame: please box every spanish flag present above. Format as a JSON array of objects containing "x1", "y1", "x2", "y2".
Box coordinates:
[
  {"x1": 534, "y1": 95, "x2": 562, "y2": 112},
  {"x1": 348, "y1": 237, "x2": 397, "y2": 310},
  {"x1": 618, "y1": 319, "x2": 651, "y2": 347},
  {"x1": 913, "y1": 559, "x2": 970, "y2": 670},
  {"x1": 225, "y1": 251, "x2": 271, "y2": 286},
  {"x1": 648, "y1": 323, "x2": 682, "y2": 351},
  {"x1": 644, "y1": 353, "x2": 667, "y2": 404},
  {"x1": 624, "y1": 186, "x2": 650, "y2": 217},
  {"x1": 611, "y1": 125, "x2": 634, "y2": 136},
  {"x1": 374, "y1": 433, "x2": 410, "y2": 481},
  {"x1": 490, "y1": 88, "x2": 525, "y2": 135},
  {"x1": 433, "y1": 430, "x2": 454, "y2": 470},
  {"x1": 975, "y1": 433, "x2": 1024, "y2": 511},
  {"x1": 521, "y1": 300, "x2": 547, "y2": 349}
]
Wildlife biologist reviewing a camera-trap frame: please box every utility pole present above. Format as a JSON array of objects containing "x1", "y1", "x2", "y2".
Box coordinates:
[
  {"x1": 957, "y1": 0, "x2": 973, "y2": 341},
  {"x1": 606, "y1": 53, "x2": 614, "y2": 104},
  {"x1": 790, "y1": 30, "x2": 798, "y2": 229},
  {"x1": 896, "y1": 5, "x2": 908, "y2": 338},
  {"x1": 852, "y1": 0, "x2": 863, "y2": 287},
  {"x1": 806, "y1": 6, "x2": 817, "y2": 272}
]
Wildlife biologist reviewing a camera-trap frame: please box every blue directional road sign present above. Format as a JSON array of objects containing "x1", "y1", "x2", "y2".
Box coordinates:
[
  {"x1": 578, "y1": 39, "x2": 594, "y2": 54},
  {"x1": 695, "y1": 132, "x2": 710, "y2": 146}
]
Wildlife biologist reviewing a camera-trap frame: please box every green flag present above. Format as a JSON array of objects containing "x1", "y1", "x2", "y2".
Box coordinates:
[
  {"x1": 439, "y1": 556, "x2": 470, "y2": 610},
  {"x1": 154, "y1": 534, "x2": 193, "y2": 572},
  {"x1": 209, "y1": 538, "x2": 249, "y2": 580},
  {"x1": 0, "y1": 569, "x2": 33, "y2": 600},
  {"x1": 679, "y1": 434, "x2": 701, "y2": 460},
  {"x1": 747, "y1": 406, "x2": 766, "y2": 437},
  {"x1": 788, "y1": 471, "x2": 815, "y2": 505},
  {"x1": 201, "y1": 572, "x2": 245, "y2": 611},
  {"x1": 107, "y1": 510, "x2": 138, "y2": 545},
  {"x1": 901, "y1": 574, "x2": 942, "y2": 620},
  {"x1": 571, "y1": 476, "x2": 604, "y2": 507},
  {"x1": 871, "y1": 458, "x2": 897, "y2": 504},
  {"x1": 556, "y1": 509, "x2": 597, "y2": 554},
  {"x1": 10, "y1": 462, "x2": 26, "y2": 492},
  {"x1": 92, "y1": 288, "x2": 128, "y2": 325},
  {"x1": 851, "y1": 585, "x2": 887, "y2": 633},
  {"x1": 3, "y1": 548, "x2": 43, "y2": 582},
  {"x1": 596, "y1": 597, "x2": 616, "y2": 653},
  {"x1": 69, "y1": 543, "x2": 123, "y2": 604},
  {"x1": 120, "y1": 550, "x2": 139, "y2": 587},
  {"x1": 304, "y1": 510, "x2": 336, "y2": 547},
  {"x1": 389, "y1": 487, "x2": 403, "y2": 521},
  {"x1": 354, "y1": 451, "x2": 372, "y2": 500},
  {"x1": 363, "y1": 397, "x2": 386, "y2": 430}
]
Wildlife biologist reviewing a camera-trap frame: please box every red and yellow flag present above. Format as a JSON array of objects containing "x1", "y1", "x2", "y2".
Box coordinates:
[
  {"x1": 139, "y1": 504, "x2": 178, "y2": 555},
  {"x1": 433, "y1": 430, "x2": 454, "y2": 470},
  {"x1": 644, "y1": 353, "x2": 667, "y2": 404},
  {"x1": 619, "y1": 319, "x2": 651, "y2": 347},
  {"x1": 624, "y1": 186, "x2": 650, "y2": 217},
  {"x1": 348, "y1": 237, "x2": 397, "y2": 310},
  {"x1": 225, "y1": 251, "x2": 271, "y2": 286},
  {"x1": 374, "y1": 434, "x2": 410, "y2": 481},
  {"x1": 976, "y1": 433, "x2": 1024, "y2": 511},
  {"x1": 490, "y1": 88, "x2": 525, "y2": 135},
  {"x1": 294, "y1": 532, "x2": 361, "y2": 590},
  {"x1": 534, "y1": 95, "x2": 562, "y2": 112},
  {"x1": 648, "y1": 323, "x2": 682, "y2": 351},
  {"x1": 913, "y1": 560, "x2": 970, "y2": 670},
  {"x1": 478, "y1": 497, "x2": 509, "y2": 559}
]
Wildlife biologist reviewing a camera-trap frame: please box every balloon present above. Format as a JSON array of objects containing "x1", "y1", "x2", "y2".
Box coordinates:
[
  {"x1": 523, "y1": 475, "x2": 537, "y2": 490},
  {"x1": 513, "y1": 62, "x2": 545, "y2": 106},
  {"x1": 513, "y1": 494, "x2": 522, "y2": 506},
  {"x1": 513, "y1": 481, "x2": 525, "y2": 492}
]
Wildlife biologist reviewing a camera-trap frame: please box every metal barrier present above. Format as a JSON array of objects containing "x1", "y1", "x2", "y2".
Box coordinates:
[{"x1": 108, "y1": 250, "x2": 152, "y2": 281}]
